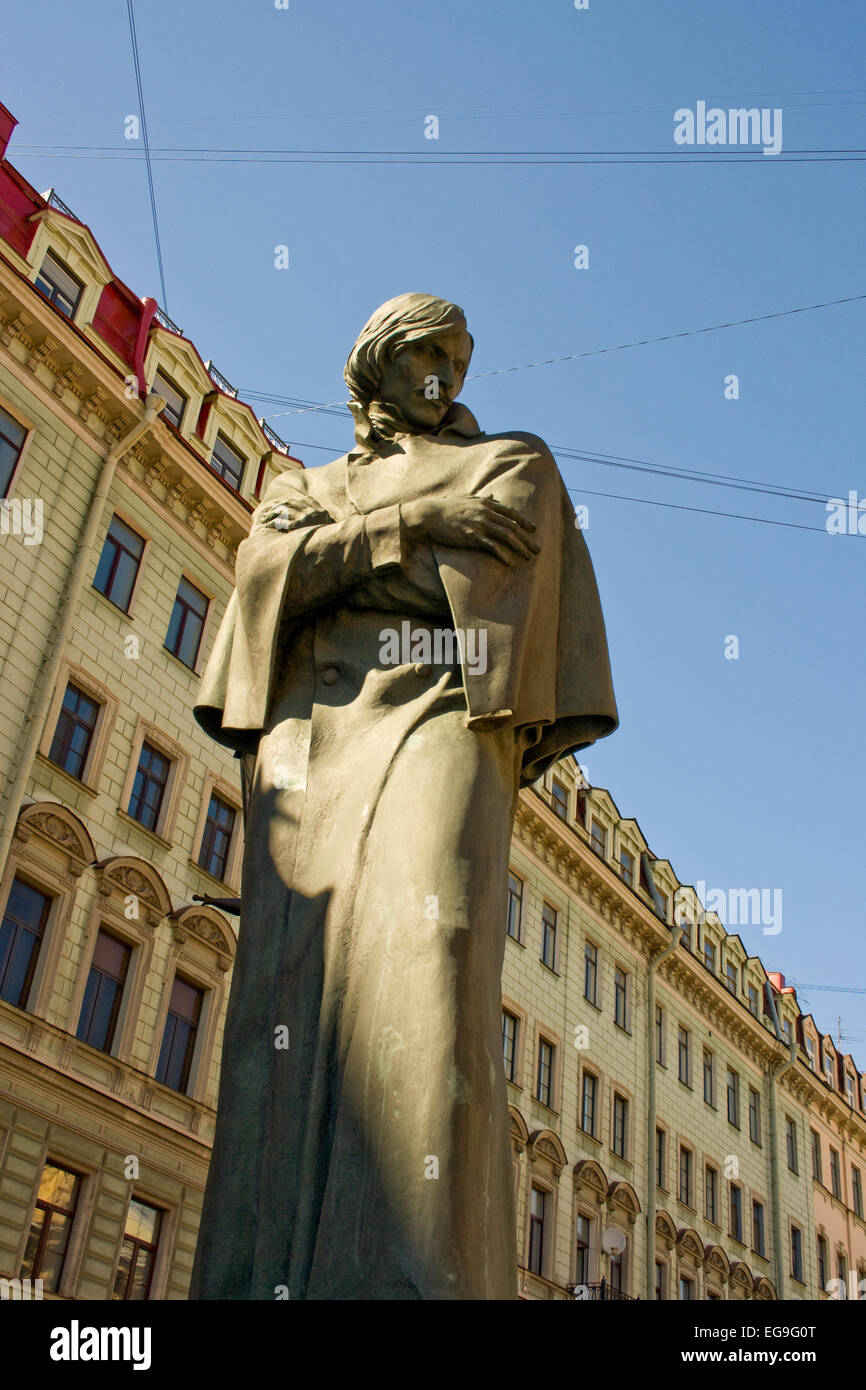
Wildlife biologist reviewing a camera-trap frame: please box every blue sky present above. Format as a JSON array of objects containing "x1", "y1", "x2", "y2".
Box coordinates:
[{"x1": 3, "y1": 0, "x2": 864, "y2": 1048}]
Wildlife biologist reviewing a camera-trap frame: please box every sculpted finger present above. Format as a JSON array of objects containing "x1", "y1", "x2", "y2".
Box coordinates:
[
  {"x1": 486, "y1": 520, "x2": 539, "y2": 557},
  {"x1": 477, "y1": 536, "x2": 515, "y2": 565},
  {"x1": 481, "y1": 498, "x2": 537, "y2": 532}
]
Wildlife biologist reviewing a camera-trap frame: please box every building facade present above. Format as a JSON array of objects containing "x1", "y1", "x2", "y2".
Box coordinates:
[{"x1": 0, "y1": 99, "x2": 863, "y2": 1302}]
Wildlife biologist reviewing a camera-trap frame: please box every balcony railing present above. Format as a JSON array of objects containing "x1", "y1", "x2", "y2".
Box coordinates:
[
  {"x1": 569, "y1": 1279, "x2": 638, "y2": 1302},
  {"x1": 259, "y1": 419, "x2": 292, "y2": 456},
  {"x1": 154, "y1": 304, "x2": 183, "y2": 336},
  {"x1": 205, "y1": 360, "x2": 238, "y2": 398},
  {"x1": 43, "y1": 188, "x2": 78, "y2": 221}
]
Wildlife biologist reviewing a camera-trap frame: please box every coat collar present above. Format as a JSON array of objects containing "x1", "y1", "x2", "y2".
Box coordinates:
[{"x1": 346, "y1": 403, "x2": 482, "y2": 464}]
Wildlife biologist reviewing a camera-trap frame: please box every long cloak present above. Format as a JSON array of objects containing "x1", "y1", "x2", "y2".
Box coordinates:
[{"x1": 189, "y1": 409, "x2": 618, "y2": 1300}]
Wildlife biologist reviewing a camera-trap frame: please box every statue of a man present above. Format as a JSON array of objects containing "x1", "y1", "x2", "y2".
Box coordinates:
[{"x1": 189, "y1": 293, "x2": 618, "y2": 1300}]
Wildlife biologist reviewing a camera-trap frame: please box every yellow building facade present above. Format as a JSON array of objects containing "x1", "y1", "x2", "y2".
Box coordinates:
[{"x1": 0, "y1": 102, "x2": 863, "y2": 1303}]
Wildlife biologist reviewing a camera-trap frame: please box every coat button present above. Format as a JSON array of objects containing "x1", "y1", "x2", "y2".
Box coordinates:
[
  {"x1": 414, "y1": 662, "x2": 432, "y2": 678},
  {"x1": 321, "y1": 667, "x2": 339, "y2": 686}
]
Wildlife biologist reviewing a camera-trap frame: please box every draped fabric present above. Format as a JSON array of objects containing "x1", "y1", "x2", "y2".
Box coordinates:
[{"x1": 189, "y1": 412, "x2": 617, "y2": 1300}]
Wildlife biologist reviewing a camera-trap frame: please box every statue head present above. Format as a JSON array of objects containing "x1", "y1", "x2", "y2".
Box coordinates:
[{"x1": 344, "y1": 293, "x2": 474, "y2": 448}]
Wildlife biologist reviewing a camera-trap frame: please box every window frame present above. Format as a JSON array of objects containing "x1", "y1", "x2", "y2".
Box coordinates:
[
  {"x1": 151, "y1": 367, "x2": 188, "y2": 431},
  {"x1": 92, "y1": 512, "x2": 148, "y2": 616},
  {"x1": 210, "y1": 431, "x2": 246, "y2": 491},
  {"x1": 506, "y1": 870, "x2": 524, "y2": 943},
  {"x1": 0, "y1": 398, "x2": 32, "y2": 499},
  {"x1": 119, "y1": 720, "x2": 189, "y2": 847},
  {"x1": 164, "y1": 574, "x2": 210, "y2": 673},
  {"x1": 34, "y1": 248, "x2": 84, "y2": 319}
]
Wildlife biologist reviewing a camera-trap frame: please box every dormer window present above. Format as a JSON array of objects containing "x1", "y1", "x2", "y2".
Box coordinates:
[
  {"x1": 824, "y1": 1055, "x2": 834, "y2": 1086},
  {"x1": 550, "y1": 776, "x2": 568, "y2": 821},
  {"x1": 152, "y1": 369, "x2": 187, "y2": 430},
  {"x1": 34, "y1": 249, "x2": 83, "y2": 319},
  {"x1": 805, "y1": 1038, "x2": 815, "y2": 1069},
  {"x1": 619, "y1": 848, "x2": 635, "y2": 887},
  {"x1": 210, "y1": 432, "x2": 245, "y2": 490}
]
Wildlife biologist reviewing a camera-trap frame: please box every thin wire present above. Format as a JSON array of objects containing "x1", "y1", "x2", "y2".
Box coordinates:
[
  {"x1": 568, "y1": 485, "x2": 862, "y2": 535},
  {"x1": 247, "y1": 294, "x2": 866, "y2": 419},
  {"x1": 126, "y1": 0, "x2": 168, "y2": 310}
]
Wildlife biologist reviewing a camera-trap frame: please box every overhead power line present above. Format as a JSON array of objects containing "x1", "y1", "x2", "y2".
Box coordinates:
[
  {"x1": 240, "y1": 293, "x2": 865, "y2": 421},
  {"x1": 13, "y1": 143, "x2": 866, "y2": 166},
  {"x1": 125, "y1": 0, "x2": 168, "y2": 311}
]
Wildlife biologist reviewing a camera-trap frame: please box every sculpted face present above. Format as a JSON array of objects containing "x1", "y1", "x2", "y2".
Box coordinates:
[{"x1": 376, "y1": 328, "x2": 471, "y2": 431}]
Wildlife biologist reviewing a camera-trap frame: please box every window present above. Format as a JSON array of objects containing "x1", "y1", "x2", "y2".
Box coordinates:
[
  {"x1": 726, "y1": 1068, "x2": 740, "y2": 1127},
  {"x1": 128, "y1": 741, "x2": 171, "y2": 832},
  {"x1": 816, "y1": 1235, "x2": 828, "y2": 1291},
  {"x1": 584, "y1": 941, "x2": 598, "y2": 1005},
  {"x1": 550, "y1": 777, "x2": 568, "y2": 820},
  {"x1": 506, "y1": 873, "x2": 523, "y2": 941},
  {"x1": 679, "y1": 1274, "x2": 694, "y2": 1300},
  {"x1": 805, "y1": 1038, "x2": 815, "y2": 1070},
  {"x1": 752, "y1": 1200, "x2": 765, "y2": 1257},
  {"x1": 502, "y1": 1010, "x2": 518, "y2": 1082},
  {"x1": 810, "y1": 1130, "x2": 822, "y2": 1183},
  {"x1": 575, "y1": 1214, "x2": 591, "y2": 1285},
  {"x1": 824, "y1": 1053, "x2": 835, "y2": 1087},
  {"x1": 781, "y1": 1017, "x2": 792, "y2": 1047},
  {"x1": 678, "y1": 915, "x2": 692, "y2": 952},
  {"x1": 703, "y1": 1049, "x2": 715, "y2": 1106},
  {"x1": 151, "y1": 368, "x2": 187, "y2": 429},
  {"x1": 725, "y1": 960, "x2": 738, "y2": 995},
  {"x1": 677, "y1": 1026, "x2": 690, "y2": 1086},
  {"x1": 528, "y1": 1187, "x2": 546, "y2": 1274},
  {"x1": 612, "y1": 1093, "x2": 628, "y2": 1159},
  {"x1": 704, "y1": 939, "x2": 716, "y2": 974},
  {"x1": 791, "y1": 1226, "x2": 803, "y2": 1282},
  {"x1": 155, "y1": 975, "x2": 203, "y2": 1093},
  {"x1": 0, "y1": 403, "x2": 27, "y2": 497},
  {"x1": 785, "y1": 1117, "x2": 798, "y2": 1174},
  {"x1": 613, "y1": 967, "x2": 628, "y2": 1030},
  {"x1": 541, "y1": 902, "x2": 558, "y2": 971},
  {"x1": 0, "y1": 878, "x2": 51, "y2": 1009},
  {"x1": 165, "y1": 577, "x2": 208, "y2": 669},
  {"x1": 112, "y1": 1198, "x2": 163, "y2": 1300},
  {"x1": 210, "y1": 432, "x2": 245, "y2": 490},
  {"x1": 93, "y1": 515, "x2": 145, "y2": 612},
  {"x1": 34, "y1": 249, "x2": 83, "y2": 318},
  {"x1": 749, "y1": 1087, "x2": 761, "y2": 1145},
  {"x1": 575, "y1": 790, "x2": 587, "y2": 826},
  {"x1": 656, "y1": 1127, "x2": 666, "y2": 1188},
  {"x1": 836, "y1": 1250, "x2": 847, "y2": 1293},
  {"x1": 705, "y1": 1164, "x2": 718, "y2": 1224},
  {"x1": 730, "y1": 1184, "x2": 743, "y2": 1242},
  {"x1": 19, "y1": 1163, "x2": 82, "y2": 1293},
  {"x1": 48, "y1": 682, "x2": 99, "y2": 780},
  {"x1": 853, "y1": 1166, "x2": 863, "y2": 1219},
  {"x1": 678, "y1": 1145, "x2": 692, "y2": 1207},
  {"x1": 609, "y1": 1244, "x2": 625, "y2": 1293},
  {"x1": 590, "y1": 819, "x2": 606, "y2": 858},
  {"x1": 619, "y1": 848, "x2": 634, "y2": 887},
  {"x1": 829, "y1": 1148, "x2": 841, "y2": 1200},
  {"x1": 747, "y1": 983, "x2": 759, "y2": 1017},
  {"x1": 535, "y1": 1038, "x2": 554, "y2": 1108},
  {"x1": 580, "y1": 1071, "x2": 597, "y2": 1137},
  {"x1": 197, "y1": 793, "x2": 236, "y2": 881},
  {"x1": 76, "y1": 930, "x2": 131, "y2": 1054},
  {"x1": 655, "y1": 1004, "x2": 665, "y2": 1064},
  {"x1": 655, "y1": 1261, "x2": 666, "y2": 1301}
]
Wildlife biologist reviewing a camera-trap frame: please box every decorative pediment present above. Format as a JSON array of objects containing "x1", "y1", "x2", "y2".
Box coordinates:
[
  {"x1": 16, "y1": 802, "x2": 95, "y2": 875},
  {"x1": 95, "y1": 856, "x2": 172, "y2": 922},
  {"x1": 754, "y1": 1276, "x2": 776, "y2": 1300},
  {"x1": 677, "y1": 1227, "x2": 704, "y2": 1261},
  {"x1": 655, "y1": 1210, "x2": 677, "y2": 1244},
  {"x1": 169, "y1": 905, "x2": 235, "y2": 962},
  {"x1": 729, "y1": 1260, "x2": 754, "y2": 1288},
  {"x1": 573, "y1": 1158, "x2": 608, "y2": 1197},
  {"x1": 528, "y1": 1128, "x2": 567, "y2": 1174},
  {"x1": 509, "y1": 1106, "x2": 530, "y2": 1148},
  {"x1": 704, "y1": 1243, "x2": 731, "y2": 1276},
  {"x1": 607, "y1": 1180, "x2": 641, "y2": 1217}
]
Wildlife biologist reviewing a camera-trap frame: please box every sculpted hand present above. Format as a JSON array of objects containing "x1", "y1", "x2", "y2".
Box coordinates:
[
  {"x1": 254, "y1": 497, "x2": 334, "y2": 533},
  {"x1": 401, "y1": 496, "x2": 540, "y2": 565}
]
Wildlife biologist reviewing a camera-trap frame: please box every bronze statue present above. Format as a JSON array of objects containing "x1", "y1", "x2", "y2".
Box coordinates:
[{"x1": 189, "y1": 293, "x2": 617, "y2": 1300}]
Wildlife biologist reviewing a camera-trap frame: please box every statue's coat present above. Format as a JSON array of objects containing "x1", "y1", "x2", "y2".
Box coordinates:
[{"x1": 189, "y1": 411, "x2": 617, "y2": 1300}]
